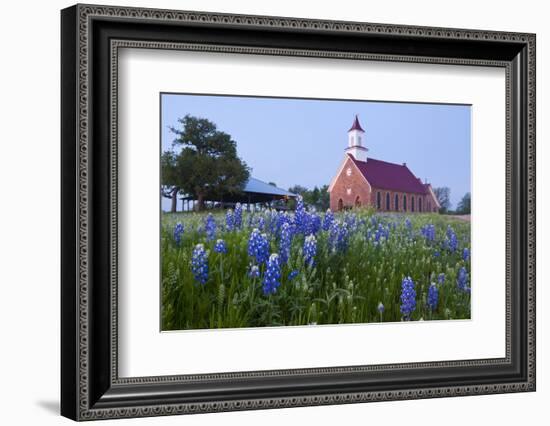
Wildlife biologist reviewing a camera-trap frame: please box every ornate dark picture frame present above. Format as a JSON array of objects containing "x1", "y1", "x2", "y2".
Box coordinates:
[{"x1": 61, "y1": 4, "x2": 536, "y2": 421}]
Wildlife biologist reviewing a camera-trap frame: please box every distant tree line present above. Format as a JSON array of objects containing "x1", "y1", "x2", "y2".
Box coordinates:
[
  {"x1": 287, "y1": 184, "x2": 330, "y2": 211},
  {"x1": 433, "y1": 186, "x2": 470, "y2": 215}
]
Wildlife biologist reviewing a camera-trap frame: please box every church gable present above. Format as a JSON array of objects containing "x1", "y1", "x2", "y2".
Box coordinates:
[{"x1": 328, "y1": 156, "x2": 372, "y2": 211}]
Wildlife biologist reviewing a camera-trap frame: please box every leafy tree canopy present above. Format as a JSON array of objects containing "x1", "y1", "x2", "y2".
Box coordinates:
[
  {"x1": 433, "y1": 186, "x2": 451, "y2": 213},
  {"x1": 162, "y1": 115, "x2": 250, "y2": 210},
  {"x1": 456, "y1": 192, "x2": 471, "y2": 214}
]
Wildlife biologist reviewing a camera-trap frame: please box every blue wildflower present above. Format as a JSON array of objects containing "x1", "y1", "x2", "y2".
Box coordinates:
[
  {"x1": 323, "y1": 209, "x2": 334, "y2": 231},
  {"x1": 258, "y1": 216, "x2": 265, "y2": 231},
  {"x1": 421, "y1": 224, "x2": 435, "y2": 242},
  {"x1": 225, "y1": 209, "x2": 234, "y2": 231},
  {"x1": 427, "y1": 283, "x2": 439, "y2": 311},
  {"x1": 248, "y1": 228, "x2": 269, "y2": 265},
  {"x1": 294, "y1": 196, "x2": 307, "y2": 234},
  {"x1": 214, "y1": 239, "x2": 227, "y2": 254},
  {"x1": 446, "y1": 225, "x2": 458, "y2": 252},
  {"x1": 234, "y1": 203, "x2": 243, "y2": 229},
  {"x1": 377, "y1": 302, "x2": 385, "y2": 314},
  {"x1": 307, "y1": 212, "x2": 322, "y2": 235},
  {"x1": 248, "y1": 264, "x2": 260, "y2": 279},
  {"x1": 288, "y1": 270, "x2": 299, "y2": 281},
  {"x1": 262, "y1": 253, "x2": 281, "y2": 295},
  {"x1": 173, "y1": 222, "x2": 184, "y2": 245},
  {"x1": 191, "y1": 243, "x2": 209, "y2": 285},
  {"x1": 463, "y1": 247, "x2": 470, "y2": 261},
  {"x1": 279, "y1": 222, "x2": 292, "y2": 264},
  {"x1": 400, "y1": 276, "x2": 416, "y2": 320},
  {"x1": 457, "y1": 267, "x2": 469, "y2": 291},
  {"x1": 374, "y1": 223, "x2": 389, "y2": 243},
  {"x1": 438, "y1": 273, "x2": 445, "y2": 284},
  {"x1": 205, "y1": 213, "x2": 216, "y2": 241},
  {"x1": 405, "y1": 218, "x2": 412, "y2": 231},
  {"x1": 433, "y1": 251, "x2": 440, "y2": 258},
  {"x1": 303, "y1": 234, "x2": 317, "y2": 267}
]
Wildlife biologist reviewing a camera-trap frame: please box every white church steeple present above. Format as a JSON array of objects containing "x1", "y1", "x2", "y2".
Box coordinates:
[{"x1": 345, "y1": 115, "x2": 368, "y2": 162}]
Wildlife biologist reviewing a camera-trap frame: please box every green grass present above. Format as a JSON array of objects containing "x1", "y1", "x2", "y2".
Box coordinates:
[{"x1": 161, "y1": 208, "x2": 470, "y2": 330}]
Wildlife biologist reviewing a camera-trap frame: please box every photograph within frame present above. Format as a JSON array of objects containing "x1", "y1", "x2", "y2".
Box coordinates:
[{"x1": 160, "y1": 93, "x2": 472, "y2": 331}]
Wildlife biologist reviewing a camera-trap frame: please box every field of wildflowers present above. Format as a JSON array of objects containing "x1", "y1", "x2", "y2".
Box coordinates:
[{"x1": 161, "y1": 198, "x2": 471, "y2": 330}]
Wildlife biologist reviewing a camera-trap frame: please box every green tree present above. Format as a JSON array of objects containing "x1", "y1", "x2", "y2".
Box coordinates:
[
  {"x1": 456, "y1": 192, "x2": 471, "y2": 214},
  {"x1": 164, "y1": 115, "x2": 250, "y2": 211},
  {"x1": 433, "y1": 186, "x2": 451, "y2": 213}
]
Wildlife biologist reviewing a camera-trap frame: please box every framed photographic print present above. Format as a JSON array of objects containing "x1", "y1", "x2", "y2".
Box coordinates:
[{"x1": 61, "y1": 4, "x2": 536, "y2": 421}]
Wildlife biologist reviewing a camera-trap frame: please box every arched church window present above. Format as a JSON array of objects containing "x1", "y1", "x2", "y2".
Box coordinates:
[
  {"x1": 376, "y1": 192, "x2": 381, "y2": 210},
  {"x1": 419, "y1": 197, "x2": 422, "y2": 212},
  {"x1": 411, "y1": 197, "x2": 415, "y2": 212},
  {"x1": 403, "y1": 195, "x2": 407, "y2": 211},
  {"x1": 338, "y1": 199, "x2": 343, "y2": 211},
  {"x1": 395, "y1": 194, "x2": 399, "y2": 211},
  {"x1": 386, "y1": 193, "x2": 390, "y2": 211},
  {"x1": 355, "y1": 196, "x2": 361, "y2": 207}
]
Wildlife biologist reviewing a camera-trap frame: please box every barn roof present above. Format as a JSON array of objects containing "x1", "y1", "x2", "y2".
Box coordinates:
[
  {"x1": 349, "y1": 155, "x2": 428, "y2": 194},
  {"x1": 244, "y1": 177, "x2": 296, "y2": 197}
]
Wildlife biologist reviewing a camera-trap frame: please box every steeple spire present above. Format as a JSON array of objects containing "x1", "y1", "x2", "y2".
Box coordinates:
[
  {"x1": 345, "y1": 115, "x2": 368, "y2": 162},
  {"x1": 348, "y1": 114, "x2": 365, "y2": 132}
]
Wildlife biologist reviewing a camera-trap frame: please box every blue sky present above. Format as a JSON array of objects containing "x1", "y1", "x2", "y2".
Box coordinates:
[{"x1": 161, "y1": 93, "x2": 471, "y2": 209}]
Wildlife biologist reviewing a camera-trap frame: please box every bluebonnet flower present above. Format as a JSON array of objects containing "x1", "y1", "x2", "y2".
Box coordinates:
[
  {"x1": 438, "y1": 273, "x2": 445, "y2": 284},
  {"x1": 307, "y1": 212, "x2": 322, "y2": 235},
  {"x1": 457, "y1": 267, "x2": 469, "y2": 291},
  {"x1": 234, "y1": 203, "x2": 243, "y2": 229},
  {"x1": 279, "y1": 222, "x2": 292, "y2": 264},
  {"x1": 323, "y1": 209, "x2": 334, "y2": 231},
  {"x1": 446, "y1": 225, "x2": 458, "y2": 252},
  {"x1": 329, "y1": 221, "x2": 349, "y2": 252},
  {"x1": 262, "y1": 253, "x2": 281, "y2": 295},
  {"x1": 288, "y1": 270, "x2": 299, "y2": 281},
  {"x1": 303, "y1": 234, "x2": 317, "y2": 267},
  {"x1": 374, "y1": 223, "x2": 389, "y2": 243},
  {"x1": 225, "y1": 209, "x2": 234, "y2": 231},
  {"x1": 433, "y1": 251, "x2": 440, "y2": 258},
  {"x1": 173, "y1": 222, "x2": 184, "y2": 245},
  {"x1": 338, "y1": 223, "x2": 350, "y2": 251},
  {"x1": 463, "y1": 247, "x2": 470, "y2": 262},
  {"x1": 257, "y1": 216, "x2": 265, "y2": 231},
  {"x1": 191, "y1": 243, "x2": 209, "y2": 285},
  {"x1": 400, "y1": 276, "x2": 416, "y2": 320},
  {"x1": 248, "y1": 264, "x2": 260, "y2": 279},
  {"x1": 405, "y1": 218, "x2": 412, "y2": 231},
  {"x1": 294, "y1": 196, "x2": 307, "y2": 234},
  {"x1": 344, "y1": 213, "x2": 357, "y2": 232},
  {"x1": 377, "y1": 302, "x2": 385, "y2": 314},
  {"x1": 277, "y1": 212, "x2": 292, "y2": 235},
  {"x1": 427, "y1": 283, "x2": 439, "y2": 311},
  {"x1": 205, "y1": 213, "x2": 216, "y2": 241},
  {"x1": 248, "y1": 228, "x2": 269, "y2": 265},
  {"x1": 421, "y1": 224, "x2": 435, "y2": 242},
  {"x1": 214, "y1": 239, "x2": 227, "y2": 254}
]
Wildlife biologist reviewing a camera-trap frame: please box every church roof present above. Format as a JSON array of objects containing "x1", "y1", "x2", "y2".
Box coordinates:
[
  {"x1": 349, "y1": 155, "x2": 428, "y2": 194},
  {"x1": 348, "y1": 115, "x2": 365, "y2": 132}
]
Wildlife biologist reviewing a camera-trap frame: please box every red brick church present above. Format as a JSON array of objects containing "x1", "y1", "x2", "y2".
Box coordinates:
[{"x1": 328, "y1": 115, "x2": 440, "y2": 213}]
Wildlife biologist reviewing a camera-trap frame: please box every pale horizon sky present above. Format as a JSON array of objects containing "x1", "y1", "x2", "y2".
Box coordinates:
[{"x1": 161, "y1": 93, "x2": 471, "y2": 210}]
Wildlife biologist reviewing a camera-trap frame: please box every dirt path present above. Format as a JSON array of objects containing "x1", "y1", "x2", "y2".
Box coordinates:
[{"x1": 447, "y1": 215, "x2": 471, "y2": 222}]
